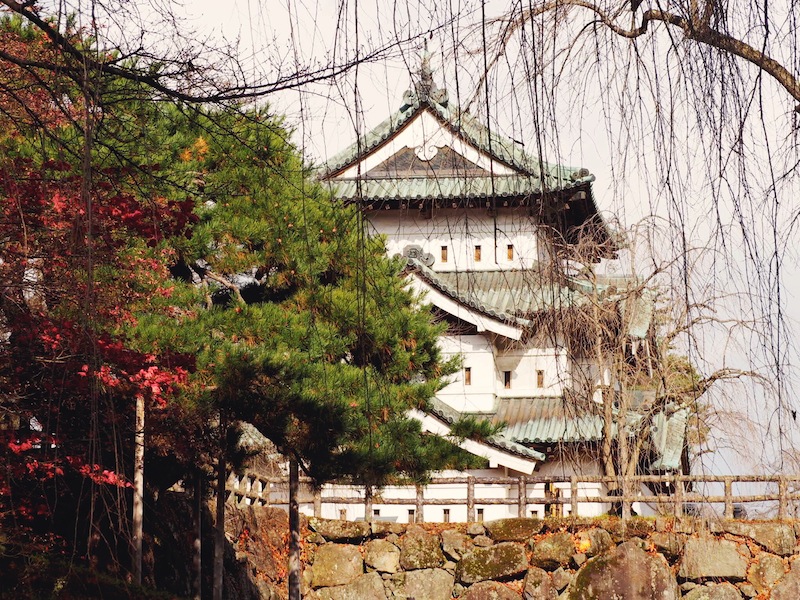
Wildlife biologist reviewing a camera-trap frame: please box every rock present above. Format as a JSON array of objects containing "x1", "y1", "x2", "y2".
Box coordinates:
[
  {"x1": 474, "y1": 535, "x2": 495, "y2": 547},
  {"x1": 571, "y1": 554, "x2": 586, "y2": 568},
  {"x1": 574, "y1": 529, "x2": 612, "y2": 557},
  {"x1": 746, "y1": 552, "x2": 785, "y2": 593},
  {"x1": 312, "y1": 544, "x2": 363, "y2": 588},
  {"x1": 460, "y1": 580, "x2": 522, "y2": 599},
  {"x1": 716, "y1": 521, "x2": 796, "y2": 556},
  {"x1": 371, "y1": 521, "x2": 405, "y2": 536},
  {"x1": 682, "y1": 582, "x2": 743, "y2": 600},
  {"x1": 403, "y1": 567, "x2": 455, "y2": 600},
  {"x1": 443, "y1": 529, "x2": 475, "y2": 561},
  {"x1": 523, "y1": 566, "x2": 557, "y2": 600},
  {"x1": 399, "y1": 525, "x2": 445, "y2": 570},
  {"x1": 678, "y1": 538, "x2": 748, "y2": 581},
  {"x1": 650, "y1": 532, "x2": 685, "y2": 559},
  {"x1": 364, "y1": 538, "x2": 400, "y2": 574},
  {"x1": 317, "y1": 572, "x2": 386, "y2": 600},
  {"x1": 567, "y1": 540, "x2": 679, "y2": 600},
  {"x1": 372, "y1": 521, "x2": 406, "y2": 537},
  {"x1": 309, "y1": 518, "x2": 371, "y2": 542},
  {"x1": 770, "y1": 564, "x2": 800, "y2": 600},
  {"x1": 737, "y1": 582, "x2": 757, "y2": 598},
  {"x1": 307, "y1": 532, "x2": 326, "y2": 544},
  {"x1": 485, "y1": 518, "x2": 545, "y2": 542},
  {"x1": 468, "y1": 523, "x2": 487, "y2": 536},
  {"x1": 624, "y1": 519, "x2": 655, "y2": 539},
  {"x1": 550, "y1": 567, "x2": 572, "y2": 592},
  {"x1": 456, "y1": 542, "x2": 528, "y2": 585},
  {"x1": 531, "y1": 532, "x2": 574, "y2": 571},
  {"x1": 654, "y1": 516, "x2": 673, "y2": 533},
  {"x1": 680, "y1": 582, "x2": 698, "y2": 591}
]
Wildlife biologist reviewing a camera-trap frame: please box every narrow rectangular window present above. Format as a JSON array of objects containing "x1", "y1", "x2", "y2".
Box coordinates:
[
  {"x1": 339, "y1": 509, "x2": 347, "y2": 521},
  {"x1": 464, "y1": 367, "x2": 472, "y2": 385},
  {"x1": 443, "y1": 508, "x2": 451, "y2": 523},
  {"x1": 408, "y1": 508, "x2": 416, "y2": 523},
  {"x1": 441, "y1": 245, "x2": 448, "y2": 262},
  {"x1": 474, "y1": 245, "x2": 482, "y2": 261},
  {"x1": 477, "y1": 508, "x2": 484, "y2": 522},
  {"x1": 537, "y1": 370, "x2": 545, "y2": 388},
  {"x1": 507, "y1": 244, "x2": 514, "y2": 260},
  {"x1": 504, "y1": 371, "x2": 512, "y2": 389}
]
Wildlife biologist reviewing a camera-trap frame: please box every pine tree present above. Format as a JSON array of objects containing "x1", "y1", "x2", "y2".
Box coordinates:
[{"x1": 130, "y1": 106, "x2": 486, "y2": 598}]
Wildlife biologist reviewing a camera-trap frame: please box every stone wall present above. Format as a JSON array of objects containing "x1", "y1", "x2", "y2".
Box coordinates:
[{"x1": 289, "y1": 515, "x2": 800, "y2": 599}]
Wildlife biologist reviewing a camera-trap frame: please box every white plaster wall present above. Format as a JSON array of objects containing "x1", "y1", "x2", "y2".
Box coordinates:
[
  {"x1": 368, "y1": 210, "x2": 541, "y2": 272},
  {"x1": 438, "y1": 334, "x2": 495, "y2": 413}
]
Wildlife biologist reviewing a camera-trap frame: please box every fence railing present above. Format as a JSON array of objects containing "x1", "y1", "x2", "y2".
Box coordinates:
[{"x1": 225, "y1": 472, "x2": 800, "y2": 521}]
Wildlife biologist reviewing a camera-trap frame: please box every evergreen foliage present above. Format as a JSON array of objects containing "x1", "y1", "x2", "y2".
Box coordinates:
[{"x1": 132, "y1": 106, "x2": 481, "y2": 487}]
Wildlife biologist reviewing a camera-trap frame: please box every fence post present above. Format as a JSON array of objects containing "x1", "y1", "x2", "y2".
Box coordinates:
[
  {"x1": 620, "y1": 476, "x2": 631, "y2": 522},
  {"x1": 313, "y1": 490, "x2": 322, "y2": 518},
  {"x1": 778, "y1": 476, "x2": 788, "y2": 520},
  {"x1": 570, "y1": 475, "x2": 578, "y2": 517},
  {"x1": 467, "y1": 476, "x2": 475, "y2": 523},
  {"x1": 415, "y1": 484, "x2": 424, "y2": 523},
  {"x1": 723, "y1": 477, "x2": 733, "y2": 519},
  {"x1": 518, "y1": 476, "x2": 527, "y2": 518},
  {"x1": 673, "y1": 473, "x2": 683, "y2": 518}
]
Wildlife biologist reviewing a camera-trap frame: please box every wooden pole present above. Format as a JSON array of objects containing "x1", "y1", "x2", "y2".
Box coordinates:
[
  {"x1": 288, "y1": 460, "x2": 301, "y2": 600},
  {"x1": 132, "y1": 393, "x2": 145, "y2": 585},
  {"x1": 213, "y1": 418, "x2": 226, "y2": 600},
  {"x1": 193, "y1": 468, "x2": 202, "y2": 600},
  {"x1": 517, "y1": 476, "x2": 527, "y2": 518},
  {"x1": 467, "y1": 476, "x2": 475, "y2": 522}
]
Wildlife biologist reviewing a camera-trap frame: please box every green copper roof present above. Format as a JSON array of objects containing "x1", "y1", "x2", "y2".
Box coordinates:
[
  {"x1": 405, "y1": 259, "x2": 579, "y2": 326},
  {"x1": 648, "y1": 406, "x2": 690, "y2": 471},
  {"x1": 405, "y1": 260, "x2": 653, "y2": 339},
  {"x1": 494, "y1": 397, "x2": 608, "y2": 444},
  {"x1": 320, "y1": 92, "x2": 594, "y2": 190},
  {"x1": 329, "y1": 175, "x2": 555, "y2": 201},
  {"x1": 490, "y1": 396, "x2": 687, "y2": 471},
  {"x1": 427, "y1": 397, "x2": 546, "y2": 461}
]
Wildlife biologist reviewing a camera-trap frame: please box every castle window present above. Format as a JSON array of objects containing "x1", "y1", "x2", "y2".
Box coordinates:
[
  {"x1": 441, "y1": 245, "x2": 448, "y2": 262},
  {"x1": 443, "y1": 508, "x2": 450, "y2": 523},
  {"x1": 464, "y1": 367, "x2": 472, "y2": 385},
  {"x1": 474, "y1": 245, "x2": 482, "y2": 261},
  {"x1": 503, "y1": 371, "x2": 512, "y2": 389},
  {"x1": 537, "y1": 370, "x2": 545, "y2": 388},
  {"x1": 507, "y1": 244, "x2": 514, "y2": 260}
]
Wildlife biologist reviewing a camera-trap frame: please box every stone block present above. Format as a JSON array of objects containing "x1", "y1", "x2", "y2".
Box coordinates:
[
  {"x1": 678, "y1": 538, "x2": 748, "y2": 581},
  {"x1": 456, "y1": 542, "x2": 528, "y2": 585}
]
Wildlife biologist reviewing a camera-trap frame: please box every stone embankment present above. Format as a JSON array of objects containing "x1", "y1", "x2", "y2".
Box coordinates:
[{"x1": 290, "y1": 515, "x2": 800, "y2": 600}]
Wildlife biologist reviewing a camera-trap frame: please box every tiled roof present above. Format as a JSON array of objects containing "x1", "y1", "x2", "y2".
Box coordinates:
[
  {"x1": 489, "y1": 396, "x2": 687, "y2": 471},
  {"x1": 493, "y1": 397, "x2": 608, "y2": 444},
  {"x1": 405, "y1": 260, "x2": 578, "y2": 326},
  {"x1": 328, "y1": 175, "x2": 557, "y2": 202},
  {"x1": 405, "y1": 260, "x2": 654, "y2": 339},
  {"x1": 648, "y1": 406, "x2": 690, "y2": 471},
  {"x1": 320, "y1": 96, "x2": 595, "y2": 190},
  {"x1": 427, "y1": 397, "x2": 546, "y2": 461}
]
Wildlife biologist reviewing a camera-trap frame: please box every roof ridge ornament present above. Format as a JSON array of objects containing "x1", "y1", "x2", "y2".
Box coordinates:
[{"x1": 401, "y1": 41, "x2": 449, "y2": 111}]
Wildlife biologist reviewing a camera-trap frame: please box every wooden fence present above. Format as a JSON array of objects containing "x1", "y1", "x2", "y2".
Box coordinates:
[{"x1": 225, "y1": 472, "x2": 800, "y2": 521}]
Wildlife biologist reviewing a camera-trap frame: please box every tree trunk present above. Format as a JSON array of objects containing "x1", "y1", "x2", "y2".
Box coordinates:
[
  {"x1": 213, "y1": 419, "x2": 226, "y2": 600},
  {"x1": 193, "y1": 468, "x2": 203, "y2": 600},
  {"x1": 132, "y1": 393, "x2": 145, "y2": 584},
  {"x1": 288, "y1": 459, "x2": 301, "y2": 600}
]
